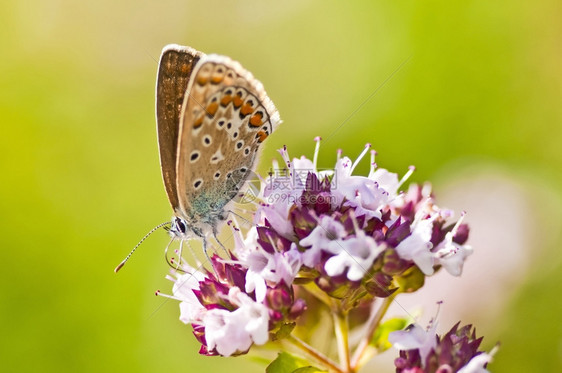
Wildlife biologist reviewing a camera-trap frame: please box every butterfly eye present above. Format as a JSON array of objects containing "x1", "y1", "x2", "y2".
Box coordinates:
[{"x1": 174, "y1": 218, "x2": 187, "y2": 234}]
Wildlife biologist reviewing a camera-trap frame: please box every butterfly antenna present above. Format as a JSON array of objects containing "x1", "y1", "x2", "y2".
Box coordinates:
[{"x1": 114, "y1": 221, "x2": 171, "y2": 273}]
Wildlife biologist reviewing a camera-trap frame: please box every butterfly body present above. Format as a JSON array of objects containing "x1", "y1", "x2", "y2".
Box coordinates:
[{"x1": 156, "y1": 45, "x2": 280, "y2": 244}]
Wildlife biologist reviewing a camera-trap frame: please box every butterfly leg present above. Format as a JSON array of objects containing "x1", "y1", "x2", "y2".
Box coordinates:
[
  {"x1": 201, "y1": 236, "x2": 222, "y2": 277},
  {"x1": 185, "y1": 239, "x2": 202, "y2": 267},
  {"x1": 164, "y1": 237, "x2": 186, "y2": 273},
  {"x1": 201, "y1": 235, "x2": 212, "y2": 265},
  {"x1": 212, "y1": 227, "x2": 231, "y2": 259},
  {"x1": 175, "y1": 239, "x2": 184, "y2": 271}
]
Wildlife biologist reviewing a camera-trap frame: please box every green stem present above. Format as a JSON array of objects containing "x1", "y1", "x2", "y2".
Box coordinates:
[
  {"x1": 302, "y1": 281, "x2": 333, "y2": 307},
  {"x1": 286, "y1": 334, "x2": 344, "y2": 373},
  {"x1": 333, "y1": 311, "x2": 351, "y2": 372},
  {"x1": 350, "y1": 296, "x2": 394, "y2": 371}
]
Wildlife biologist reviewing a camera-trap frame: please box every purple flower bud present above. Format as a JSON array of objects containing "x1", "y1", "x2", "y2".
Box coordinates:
[
  {"x1": 453, "y1": 224, "x2": 470, "y2": 245},
  {"x1": 391, "y1": 322, "x2": 494, "y2": 372}
]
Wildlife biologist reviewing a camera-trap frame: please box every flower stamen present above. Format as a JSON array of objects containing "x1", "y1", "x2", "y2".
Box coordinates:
[
  {"x1": 313, "y1": 136, "x2": 322, "y2": 171},
  {"x1": 350, "y1": 143, "x2": 371, "y2": 174},
  {"x1": 397, "y1": 165, "x2": 415, "y2": 190},
  {"x1": 368, "y1": 149, "x2": 378, "y2": 178}
]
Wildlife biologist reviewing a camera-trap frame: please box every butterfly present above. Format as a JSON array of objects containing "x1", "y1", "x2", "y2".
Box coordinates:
[{"x1": 115, "y1": 45, "x2": 280, "y2": 272}]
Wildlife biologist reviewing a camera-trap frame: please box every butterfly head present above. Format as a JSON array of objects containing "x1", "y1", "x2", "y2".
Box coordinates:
[{"x1": 169, "y1": 216, "x2": 193, "y2": 240}]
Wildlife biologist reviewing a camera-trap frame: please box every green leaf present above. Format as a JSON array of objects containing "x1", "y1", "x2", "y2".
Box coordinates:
[
  {"x1": 271, "y1": 322, "x2": 296, "y2": 341},
  {"x1": 371, "y1": 317, "x2": 410, "y2": 352},
  {"x1": 266, "y1": 352, "x2": 325, "y2": 373}
]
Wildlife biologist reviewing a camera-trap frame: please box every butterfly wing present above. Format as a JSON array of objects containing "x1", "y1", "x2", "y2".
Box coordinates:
[
  {"x1": 176, "y1": 54, "x2": 281, "y2": 225},
  {"x1": 156, "y1": 44, "x2": 204, "y2": 211}
]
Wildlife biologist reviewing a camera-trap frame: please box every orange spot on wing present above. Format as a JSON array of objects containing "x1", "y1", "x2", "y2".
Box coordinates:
[
  {"x1": 220, "y1": 95, "x2": 233, "y2": 107},
  {"x1": 181, "y1": 64, "x2": 190, "y2": 73},
  {"x1": 249, "y1": 113, "x2": 263, "y2": 127},
  {"x1": 256, "y1": 130, "x2": 268, "y2": 143},
  {"x1": 211, "y1": 75, "x2": 223, "y2": 84},
  {"x1": 240, "y1": 104, "x2": 253, "y2": 116},
  {"x1": 194, "y1": 115, "x2": 204, "y2": 129},
  {"x1": 197, "y1": 76, "x2": 208, "y2": 85},
  {"x1": 206, "y1": 102, "x2": 219, "y2": 117},
  {"x1": 233, "y1": 96, "x2": 243, "y2": 108}
]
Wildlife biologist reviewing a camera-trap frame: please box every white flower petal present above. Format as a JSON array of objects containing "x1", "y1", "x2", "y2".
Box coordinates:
[{"x1": 457, "y1": 352, "x2": 493, "y2": 373}]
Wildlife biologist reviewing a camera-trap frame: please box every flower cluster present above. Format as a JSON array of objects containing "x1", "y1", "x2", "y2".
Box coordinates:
[
  {"x1": 389, "y1": 321, "x2": 495, "y2": 373},
  {"x1": 256, "y1": 139, "x2": 472, "y2": 307},
  {"x1": 160, "y1": 138, "x2": 491, "y2": 371},
  {"x1": 166, "y1": 254, "x2": 305, "y2": 356}
]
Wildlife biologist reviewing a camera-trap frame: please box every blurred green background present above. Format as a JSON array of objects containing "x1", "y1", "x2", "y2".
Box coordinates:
[{"x1": 1, "y1": 0, "x2": 560, "y2": 371}]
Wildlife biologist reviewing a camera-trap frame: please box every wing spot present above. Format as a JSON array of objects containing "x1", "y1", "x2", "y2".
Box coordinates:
[
  {"x1": 233, "y1": 91, "x2": 244, "y2": 108},
  {"x1": 214, "y1": 172, "x2": 221, "y2": 180},
  {"x1": 194, "y1": 115, "x2": 204, "y2": 129},
  {"x1": 193, "y1": 179, "x2": 203, "y2": 189},
  {"x1": 249, "y1": 111, "x2": 263, "y2": 127},
  {"x1": 220, "y1": 94, "x2": 233, "y2": 107},
  {"x1": 236, "y1": 141, "x2": 243, "y2": 150},
  {"x1": 203, "y1": 135, "x2": 212, "y2": 146},
  {"x1": 190, "y1": 151, "x2": 200, "y2": 163},
  {"x1": 210, "y1": 148, "x2": 224, "y2": 164},
  {"x1": 206, "y1": 102, "x2": 218, "y2": 118},
  {"x1": 244, "y1": 147, "x2": 250, "y2": 156},
  {"x1": 233, "y1": 131, "x2": 238, "y2": 139},
  {"x1": 256, "y1": 130, "x2": 268, "y2": 143},
  {"x1": 227, "y1": 122, "x2": 232, "y2": 129}
]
